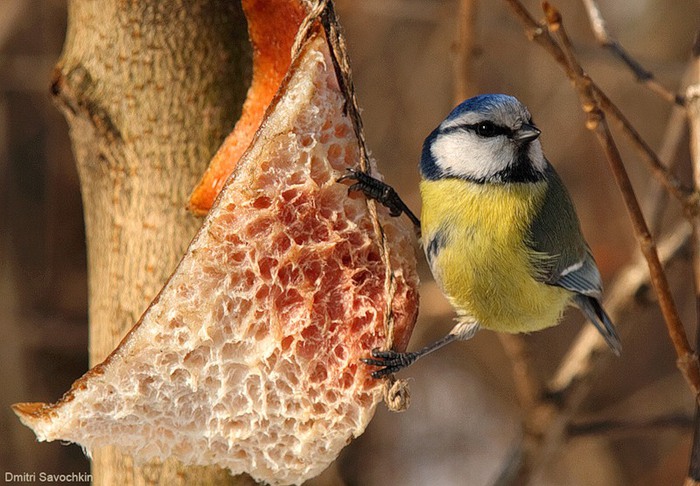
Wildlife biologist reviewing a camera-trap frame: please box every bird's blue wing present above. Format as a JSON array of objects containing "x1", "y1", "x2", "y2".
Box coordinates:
[
  {"x1": 554, "y1": 250, "x2": 602, "y2": 298},
  {"x1": 527, "y1": 162, "x2": 621, "y2": 354},
  {"x1": 526, "y1": 162, "x2": 593, "y2": 290}
]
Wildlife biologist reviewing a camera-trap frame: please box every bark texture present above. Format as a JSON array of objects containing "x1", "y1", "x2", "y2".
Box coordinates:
[{"x1": 52, "y1": 1, "x2": 254, "y2": 484}]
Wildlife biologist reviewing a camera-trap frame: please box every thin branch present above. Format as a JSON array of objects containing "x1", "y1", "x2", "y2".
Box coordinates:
[
  {"x1": 608, "y1": 39, "x2": 697, "y2": 234},
  {"x1": 453, "y1": 0, "x2": 479, "y2": 104},
  {"x1": 580, "y1": 0, "x2": 684, "y2": 105},
  {"x1": 647, "y1": 104, "x2": 689, "y2": 235},
  {"x1": 497, "y1": 334, "x2": 540, "y2": 412},
  {"x1": 541, "y1": 1, "x2": 700, "y2": 399},
  {"x1": 502, "y1": 0, "x2": 698, "y2": 217},
  {"x1": 568, "y1": 413, "x2": 693, "y2": 438},
  {"x1": 684, "y1": 31, "x2": 700, "y2": 484},
  {"x1": 548, "y1": 223, "x2": 692, "y2": 397}
]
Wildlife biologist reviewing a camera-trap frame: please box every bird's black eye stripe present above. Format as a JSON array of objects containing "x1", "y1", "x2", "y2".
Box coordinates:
[{"x1": 464, "y1": 121, "x2": 512, "y2": 138}]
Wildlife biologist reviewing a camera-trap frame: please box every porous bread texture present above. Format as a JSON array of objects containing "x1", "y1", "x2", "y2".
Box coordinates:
[{"x1": 14, "y1": 31, "x2": 418, "y2": 486}]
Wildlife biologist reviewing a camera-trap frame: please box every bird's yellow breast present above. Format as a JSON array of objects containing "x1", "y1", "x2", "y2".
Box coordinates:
[{"x1": 420, "y1": 178, "x2": 571, "y2": 333}]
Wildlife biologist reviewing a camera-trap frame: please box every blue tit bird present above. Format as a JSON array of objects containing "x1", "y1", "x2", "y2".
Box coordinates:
[{"x1": 341, "y1": 94, "x2": 621, "y2": 378}]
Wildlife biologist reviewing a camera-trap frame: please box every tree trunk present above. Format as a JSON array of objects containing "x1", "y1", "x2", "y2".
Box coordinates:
[{"x1": 52, "y1": 1, "x2": 255, "y2": 484}]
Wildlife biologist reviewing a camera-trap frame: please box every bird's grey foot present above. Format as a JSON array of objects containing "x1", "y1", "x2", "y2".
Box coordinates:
[
  {"x1": 361, "y1": 331, "x2": 464, "y2": 378},
  {"x1": 361, "y1": 349, "x2": 420, "y2": 378},
  {"x1": 338, "y1": 169, "x2": 421, "y2": 227}
]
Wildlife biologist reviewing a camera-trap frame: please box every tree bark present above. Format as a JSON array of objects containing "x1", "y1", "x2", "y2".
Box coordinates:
[{"x1": 52, "y1": 1, "x2": 255, "y2": 484}]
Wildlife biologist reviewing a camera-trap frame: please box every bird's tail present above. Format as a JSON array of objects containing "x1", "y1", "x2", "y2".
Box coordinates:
[{"x1": 573, "y1": 295, "x2": 622, "y2": 356}]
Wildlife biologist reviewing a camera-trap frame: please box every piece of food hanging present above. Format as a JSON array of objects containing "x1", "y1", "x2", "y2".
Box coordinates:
[{"x1": 13, "y1": 16, "x2": 418, "y2": 486}]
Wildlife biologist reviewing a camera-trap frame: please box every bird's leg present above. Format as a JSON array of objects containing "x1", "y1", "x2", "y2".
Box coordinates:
[
  {"x1": 337, "y1": 168, "x2": 421, "y2": 229},
  {"x1": 362, "y1": 322, "x2": 480, "y2": 378}
]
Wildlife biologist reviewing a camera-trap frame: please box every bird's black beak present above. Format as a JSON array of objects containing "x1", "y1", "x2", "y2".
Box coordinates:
[{"x1": 512, "y1": 123, "x2": 541, "y2": 143}]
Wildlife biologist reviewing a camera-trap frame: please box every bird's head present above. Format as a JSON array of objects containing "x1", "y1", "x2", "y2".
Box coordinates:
[{"x1": 421, "y1": 94, "x2": 546, "y2": 183}]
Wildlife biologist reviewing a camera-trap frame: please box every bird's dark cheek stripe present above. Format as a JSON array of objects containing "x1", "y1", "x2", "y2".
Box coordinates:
[
  {"x1": 494, "y1": 146, "x2": 544, "y2": 183},
  {"x1": 420, "y1": 130, "x2": 443, "y2": 180}
]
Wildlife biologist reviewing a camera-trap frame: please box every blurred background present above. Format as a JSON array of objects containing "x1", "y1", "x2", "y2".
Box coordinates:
[{"x1": 1, "y1": 0, "x2": 699, "y2": 484}]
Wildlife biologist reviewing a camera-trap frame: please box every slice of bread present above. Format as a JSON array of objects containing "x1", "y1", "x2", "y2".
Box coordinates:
[
  {"x1": 14, "y1": 27, "x2": 418, "y2": 486},
  {"x1": 188, "y1": 0, "x2": 310, "y2": 215}
]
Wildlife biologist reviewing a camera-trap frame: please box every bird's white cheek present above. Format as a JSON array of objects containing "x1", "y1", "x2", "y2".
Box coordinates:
[{"x1": 431, "y1": 133, "x2": 512, "y2": 180}]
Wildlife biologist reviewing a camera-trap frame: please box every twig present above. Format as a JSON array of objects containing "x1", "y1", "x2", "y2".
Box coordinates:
[
  {"x1": 684, "y1": 31, "x2": 700, "y2": 485},
  {"x1": 452, "y1": 0, "x2": 478, "y2": 104},
  {"x1": 599, "y1": 89, "x2": 696, "y2": 215},
  {"x1": 616, "y1": 40, "x2": 696, "y2": 235},
  {"x1": 541, "y1": 1, "x2": 700, "y2": 398},
  {"x1": 568, "y1": 413, "x2": 693, "y2": 438},
  {"x1": 548, "y1": 223, "x2": 692, "y2": 396},
  {"x1": 497, "y1": 334, "x2": 540, "y2": 412},
  {"x1": 502, "y1": 0, "x2": 697, "y2": 216},
  {"x1": 496, "y1": 332, "x2": 550, "y2": 486},
  {"x1": 647, "y1": 103, "x2": 689, "y2": 235},
  {"x1": 580, "y1": 0, "x2": 684, "y2": 105}
]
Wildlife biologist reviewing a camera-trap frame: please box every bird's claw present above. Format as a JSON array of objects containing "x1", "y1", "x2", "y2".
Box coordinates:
[
  {"x1": 337, "y1": 169, "x2": 397, "y2": 207},
  {"x1": 337, "y1": 169, "x2": 421, "y2": 227},
  {"x1": 361, "y1": 348, "x2": 419, "y2": 379}
]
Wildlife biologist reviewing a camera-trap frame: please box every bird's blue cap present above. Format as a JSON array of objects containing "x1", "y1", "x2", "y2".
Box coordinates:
[{"x1": 444, "y1": 94, "x2": 521, "y2": 123}]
